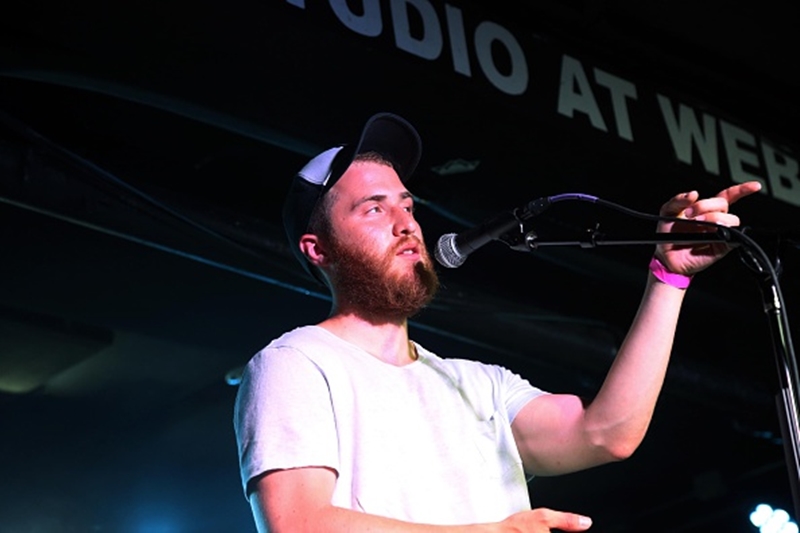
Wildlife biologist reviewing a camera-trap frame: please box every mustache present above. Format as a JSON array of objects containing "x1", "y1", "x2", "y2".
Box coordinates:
[{"x1": 392, "y1": 235, "x2": 427, "y2": 255}]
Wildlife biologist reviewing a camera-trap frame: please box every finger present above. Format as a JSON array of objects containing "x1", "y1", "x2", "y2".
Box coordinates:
[
  {"x1": 533, "y1": 508, "x2": 593, "y2": 531},
  {"x1": 660, "y1": 190, "x2": 699, "y2": 217},
  {"x1": 681, "y1": 197, "x2": 731, "y2": 217},
  {"x1": 553, "y1": 512, "x2": 593, "y2": 531},
  {"x1": 715, "y1": 180, "x2": 762, "y2": 205},
  {"x1": 692, "y1": 212, "x2": 741, "y2": 227}
]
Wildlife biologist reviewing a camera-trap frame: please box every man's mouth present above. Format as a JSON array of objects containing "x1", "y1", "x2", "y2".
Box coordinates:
[{"x1": 396, "y1": 241, "x2": 421, "y2": 257}]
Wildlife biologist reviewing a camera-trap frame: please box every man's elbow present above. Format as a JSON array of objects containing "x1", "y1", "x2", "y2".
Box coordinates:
[
  {"x1": 588, "y1": 425, "x2": 647, "y2": 463},
  {"x1": 598, "y1": 429, "x2": 647, "y2": 462},
  {"x1": 602, "y1": 439, "x2": 638, "y2": 462}
]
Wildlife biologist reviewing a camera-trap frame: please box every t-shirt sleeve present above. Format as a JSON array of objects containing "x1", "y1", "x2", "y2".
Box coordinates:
[
  {"x1": 233, "y1": 346, "x2": 339, "y2": 497},
  {"x1": 497, "y1": 365, "x2": 549, "y2": 423}
]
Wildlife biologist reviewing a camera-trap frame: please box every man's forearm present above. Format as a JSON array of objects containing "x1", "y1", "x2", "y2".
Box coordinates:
[
  {"x1": 253, "y1": 501, "x2": 591, "y2": 533},
  {"x1": 254, "y1": 503, "x2": 500, "y2": 533},
  {"x1": 582, "y1": 274, "x2": 686, "y2": 457}
]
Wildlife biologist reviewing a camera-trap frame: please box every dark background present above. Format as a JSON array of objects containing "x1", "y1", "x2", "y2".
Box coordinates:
[{"x1": 1, "y1": 1, "x2": 799, "y2": 531}]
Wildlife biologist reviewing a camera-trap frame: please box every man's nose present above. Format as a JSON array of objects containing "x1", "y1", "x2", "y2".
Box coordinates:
[{"x1": 392, "y1": 207, "x2": 418, "y2": 236}]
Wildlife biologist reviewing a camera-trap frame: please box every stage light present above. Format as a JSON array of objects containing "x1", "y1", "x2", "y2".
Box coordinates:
[
  {"x1": 225, "y1": 366, "x2": 243, "y2": 386},
  {"x1": 750, "y1": 504, "x2": 798, "y2": 533}
]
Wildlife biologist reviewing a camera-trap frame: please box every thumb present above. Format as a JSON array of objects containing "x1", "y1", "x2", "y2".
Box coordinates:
[
  {"x1": 553, "y1": 512, "x2": 593, "y2": 531},
  {"x1": 533, "y1": 508, "x2": 593, "y2": 531},
  {"x1": 660, "y1": 190, "x2": 699, "y2": 217}
]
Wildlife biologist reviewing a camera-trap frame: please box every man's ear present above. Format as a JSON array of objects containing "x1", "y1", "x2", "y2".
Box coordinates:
[{"x1": 299, "y1": 233, "x2": 329, "y2": 268}]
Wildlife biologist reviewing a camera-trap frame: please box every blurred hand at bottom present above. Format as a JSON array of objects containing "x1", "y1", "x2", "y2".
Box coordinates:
[{"x1": 500, "y1": 507, "x2": 592, "y2": 532}]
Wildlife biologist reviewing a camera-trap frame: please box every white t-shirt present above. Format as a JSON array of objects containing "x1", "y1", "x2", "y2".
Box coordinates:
[{"x1": 234, "y1": 325, "x2": 547, "y2": 525}]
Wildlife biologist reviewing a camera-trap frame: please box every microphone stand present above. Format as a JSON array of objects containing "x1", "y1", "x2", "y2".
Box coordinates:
[{"x1": 505, "y1": 224, "x2": 800, "y2": 518}]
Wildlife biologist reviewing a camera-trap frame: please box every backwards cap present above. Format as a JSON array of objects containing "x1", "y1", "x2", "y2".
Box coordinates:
[{"x1": 282, "y1": 112, "x2": 422, "y2": 283}]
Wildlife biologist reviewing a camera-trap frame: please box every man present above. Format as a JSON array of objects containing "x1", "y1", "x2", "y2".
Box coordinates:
[{"x1": 234, "y1": 113, "x2": 761, "y2": 532}]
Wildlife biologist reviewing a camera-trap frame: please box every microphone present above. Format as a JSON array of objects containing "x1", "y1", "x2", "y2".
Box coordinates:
[{"x1": 435, "y1": 197, "x2": 552, "y2": 268}]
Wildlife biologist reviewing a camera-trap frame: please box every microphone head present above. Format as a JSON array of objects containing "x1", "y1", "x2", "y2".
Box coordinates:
[{"x1": 434, "y1": 233, "x2": 466, "y2": 268}]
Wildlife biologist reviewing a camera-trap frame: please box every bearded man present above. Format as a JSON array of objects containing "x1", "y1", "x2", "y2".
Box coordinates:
[{"x1": 234, "y1": 113, "x2": 760, "y2": 532}]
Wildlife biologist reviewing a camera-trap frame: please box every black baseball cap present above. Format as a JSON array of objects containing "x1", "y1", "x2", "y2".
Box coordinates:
[{"x1": 282, "y1": 112, "x2": 422, "y2": 284}]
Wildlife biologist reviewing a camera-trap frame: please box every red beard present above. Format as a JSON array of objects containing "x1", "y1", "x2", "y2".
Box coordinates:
[{"x1": 327, "y1": 234, "x2": 440, "y2": 320}]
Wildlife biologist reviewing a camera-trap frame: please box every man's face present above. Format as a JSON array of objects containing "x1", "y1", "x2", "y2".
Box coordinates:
[{"x1": 322, "y1": 160, "x2": 439, "y2": 319}]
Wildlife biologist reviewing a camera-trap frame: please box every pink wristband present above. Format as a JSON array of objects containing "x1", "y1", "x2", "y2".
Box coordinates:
[{"x1": 649, "y1": 256, "x2": 692, "y2": 289}]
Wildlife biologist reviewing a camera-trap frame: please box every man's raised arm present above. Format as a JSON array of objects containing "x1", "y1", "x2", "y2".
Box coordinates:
[{"x1": 511, "y1": 181, "x2": 762, "y2": 477}]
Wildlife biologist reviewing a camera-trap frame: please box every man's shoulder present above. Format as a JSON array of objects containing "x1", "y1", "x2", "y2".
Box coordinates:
[
  {"x1": 253, "y1": 325, "x2": 342, "y2": 360},
  {"x1": 264, "y1": 324, "x2": 326, "y2": 350},
  {"x1": 415, "y1": 344, "x2": 508, "y2": 380},
  {"x1": 241, "y1": 325, "x2": 347, "y2": 381}
]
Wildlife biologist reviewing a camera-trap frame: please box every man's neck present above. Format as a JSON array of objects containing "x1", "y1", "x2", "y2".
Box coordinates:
[{"x1": 318, "y1": 310, "x2": 416, "y2": 366}]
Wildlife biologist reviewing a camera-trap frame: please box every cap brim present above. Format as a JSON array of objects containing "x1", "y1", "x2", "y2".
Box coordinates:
[{"x1": 353, "y1": 112, "x2": 422, "y2": 182}]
